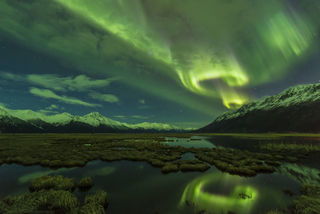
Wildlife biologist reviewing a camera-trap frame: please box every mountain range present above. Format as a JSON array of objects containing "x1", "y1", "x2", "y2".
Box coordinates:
[
  {"x1": 0, "y1": 106, "x2": 186, "y2": 133},
  {"x1": 200, "y1": 83, "x2": 320, "y2": 133},
  {"x1": 1, "y1": 83, "x2": 319, "y2": 133}
]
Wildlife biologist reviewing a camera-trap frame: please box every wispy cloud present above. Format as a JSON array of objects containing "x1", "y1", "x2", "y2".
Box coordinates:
[
  {"x1": 138, "y1": 99, "x2": 150, "y2": 109},
  {"x1": 0, "y1": 72, "x2": 24, "y2": 81},
  {"x1": 38, "y1": 104, "x2": 61, "y2": 114},
  {"x1": 131, "y1": 115, "x2": 149, "y2": 120},
  {"x1": 113, "y1": 115, "x2": 127, "y2": 120},
  {"x1": 113, "y1": 115, "x2": 150, "y2": 120},
  {"x1": 47, "y1": 104, "x2": 59, "y2": 110},
  {"x1": 30, "y1": 87, "x2": 100, "y2": 107},
  {"x1": 0, "y1": 72, "x2": 116, "y2": 92},
  {"x1": 89, "y1": 92, "x2": 119, "y2": 103},
  {"x1": 139, "y1": 99, "x2": 145, "y2": 104},
  {"x1": 27, "y1": 74, "x2": 116, "y2": 92}
]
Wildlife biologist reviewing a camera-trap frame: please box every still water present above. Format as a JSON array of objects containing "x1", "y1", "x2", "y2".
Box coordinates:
[
  {"x1": 0, "y1": 161, "x2": 303, "y2": 214},
  {"x1": 0, "y1": 135, "x2": 319, "y2": 214}
]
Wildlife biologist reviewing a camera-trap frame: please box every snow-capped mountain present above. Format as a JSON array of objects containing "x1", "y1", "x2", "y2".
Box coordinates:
[
  {"x1": 127, "y1": 122, "x2": 180, "y2": 131},
  {"x1": 0, "y1": 106, "x2": 185, "y2": 133},
  {"x1": 78, "y1": 112, "x2": 126, "y2": 128},
  {"x1": 199, "y1": 83, "x2": 320, "y2": 133}
]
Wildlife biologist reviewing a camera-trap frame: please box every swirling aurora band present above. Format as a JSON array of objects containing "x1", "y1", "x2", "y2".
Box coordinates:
[
  {"x1": 55, "y1": 0, "x2": 316, "y2": 109},
  {"x1": 0, "y1": 0, "x2": 317, "y2": 114}
]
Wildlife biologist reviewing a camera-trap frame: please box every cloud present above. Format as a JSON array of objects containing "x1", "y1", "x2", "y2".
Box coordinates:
[
  {"x1": 46, "y1": 104, "x2": 59, "y2": 110},
  {"x1": 113, "y1": 115, "x2": 150, "y2": 121},
  {"x1": 89, "y1": 92, "x2": 119, "y2": 103},
  {"x1": 138, "y1": 105, "x2": 150, "y2": 110},
  {"x1": 30, "y1": 87, "x2": 100, "y2": 107},
  {"x1": 38, "y1": 109, "x2": 58, "y2": 115},
  {"x1": 113, "y1": 115, "x2": 127, "y2": 120},
  {"x1": 38, "y1": 104, "x2": 61, "y2": 114},
  {"x1": 139, "y1": 99, "x2": 145, "y2": 104},
  {"x1": 138, "y1": 99, "x2": 150, "y2": 109},
  {"x1": 131, "y1": 115, "x2": 149, "y2": 120},
  {"x1": 0, "y1": 72, "x2": 116, "y2": 92},
  {"x1": 27, "y1": 74, "x2": 115, "y2": 92},
  {"x1": 0, "y1": 72, "x2": 23, "y2": 81}
]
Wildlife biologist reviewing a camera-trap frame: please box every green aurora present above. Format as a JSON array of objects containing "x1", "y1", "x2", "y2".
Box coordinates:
[{"x1": 0, "y1": 0, "x2": 319, "y2": 117}]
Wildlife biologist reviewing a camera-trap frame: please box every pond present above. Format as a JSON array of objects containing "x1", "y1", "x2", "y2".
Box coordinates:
[
  {"x1": 0, "y1": 160, "x2": 307, "y2": 214},
  {"x1": 161, "y1": 136, "x2": 215, "y2": 148}
]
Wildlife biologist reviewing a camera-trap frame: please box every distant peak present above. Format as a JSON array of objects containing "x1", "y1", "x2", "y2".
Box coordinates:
[
  {"x1": 0, "y1": 107, "x2": 8, "y2": 116},
  {"x1": 58, "y1": 112, "x2": 73, "y2": 117},
  {"x1": 85, "y1": 112, "x2": 103, "y2": 117}
]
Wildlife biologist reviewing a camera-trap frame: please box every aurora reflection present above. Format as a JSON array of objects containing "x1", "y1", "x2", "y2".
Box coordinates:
[{"x1": 179, "y1": 173, "x2": 258, "y2": 214}]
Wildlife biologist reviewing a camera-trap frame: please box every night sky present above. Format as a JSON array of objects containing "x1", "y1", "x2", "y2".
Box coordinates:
[{"x1": 0, "y1": 0, "x2": 319, "y2": 128}]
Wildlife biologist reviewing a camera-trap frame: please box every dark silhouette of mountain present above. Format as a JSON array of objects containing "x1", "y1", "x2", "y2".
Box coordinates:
[{"x1": 199, "y1": 83, "x2": 320, "y2": 133}]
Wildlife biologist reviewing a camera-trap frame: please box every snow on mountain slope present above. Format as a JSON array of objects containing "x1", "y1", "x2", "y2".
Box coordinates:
[
  {"x1": 200, "y1": 83, "x2": 320, "y2": 133},
  {"x1": 0, "y1": 106, "x2": 185, "y2": 131},
  {"x1": 127, "y1": 122, "x2": 181, "y2": 131},
  {"x1": 0, "y1": 106, "x2": 9, "y2": 118},
  {"x1": 216, "y1": 83, "x2": 320, "y2": 122},
  {"x1": 42, "y1": 113, "x2": 74, "y2": 125},
  {"x1": 78, "y1": 112, "x2": 125, "y2": 128},
  {"x1": 6, "y1": 109, "x2": 73, "y2": 126}
]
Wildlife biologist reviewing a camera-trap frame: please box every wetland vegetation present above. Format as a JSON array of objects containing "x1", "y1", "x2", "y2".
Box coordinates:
[
  {"x1": 0, "y1": 175, "x2": 108, "y2": 214},
  {"x1": 0, "y1": 133, "x2": 319, "y2": 213}
]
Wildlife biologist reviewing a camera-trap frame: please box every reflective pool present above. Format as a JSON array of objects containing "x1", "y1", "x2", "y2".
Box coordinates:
[
  {"x1": 0, "y1": 160, "x2": 304, "y2": 214},
  {"x1": 161, "y1": 136, "x2": 215, "y2": 148}
]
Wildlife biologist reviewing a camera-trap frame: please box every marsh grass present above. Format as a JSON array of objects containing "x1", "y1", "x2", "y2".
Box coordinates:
[
  {"x1": 196, "y1": 149, "x2": 276, "y2": 176},
  {"x1": 78, "y1": 202, "x2": 105, "y2": 214},
  {"x1": 84, "y1": 190, "x2": 109, "y2": 208},
  {"x1": 290, "y1": 185, "x2": 320, "y2": 214},
  {"x1": 39, "y1": 189, "x2": 79, "y2": 211},
  {"x1": 0, "y1": 133, "x2": 318, "y2": 177},
  {"x1": 260, "y1": 143, "x2": 320, "y2": 153},
  {"x1": 266, "y1": 209, "x2": 284, "y2": 214},
  {"x1": 0, "y1": 175, "x2": 108, "y2": 214},
  {"x1": 77, "y1": 177, "x2": 93, "y2": 191},
  {"x1": 29, "y1": 175, "x2": 75, "y2": 192}
]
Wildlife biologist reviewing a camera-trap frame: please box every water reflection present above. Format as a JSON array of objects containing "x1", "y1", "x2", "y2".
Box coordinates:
[
  {"x1": 162, "y1": 136, "x2": 215, "y2": 148},
  {"x1": 179, "y1": 171, "x2": 299, "y2": 214},
  {"x1": 2, "y1": 134, "x2": 319, "y2": 214}
]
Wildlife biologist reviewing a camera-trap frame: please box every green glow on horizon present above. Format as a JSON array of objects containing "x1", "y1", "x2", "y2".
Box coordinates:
[{"x1": 179, "y1": 173, "x2": 258, "y2": 213}]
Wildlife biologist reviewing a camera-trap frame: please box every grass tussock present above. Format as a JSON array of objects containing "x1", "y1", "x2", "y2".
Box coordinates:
[
  {"x1": 84, "y1": 190, "x2": 109, "y2": 208},
  {"x1": 290, "y1": 185, "x2": 320, "y2": 214},
  {"x1": 0, "y1": 175, "x2": 109, "y2": 214},
  {"x1": 77, "y1": 177, "x2": 93, "y2": 191},
  {"x1": 29, "y1": 175, "x2": 75, "y2": 192},
  {"x1": 260, "y1": 143, "x2": 320, "y2": 153}
]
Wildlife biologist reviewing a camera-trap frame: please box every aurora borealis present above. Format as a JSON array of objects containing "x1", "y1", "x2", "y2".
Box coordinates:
[{"x1": 0, "y1": 0, "x2": 320, "y2": 127}]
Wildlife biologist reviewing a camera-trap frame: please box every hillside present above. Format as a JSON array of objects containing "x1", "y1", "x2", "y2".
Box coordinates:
[{"x1": 200, "y1": 83, "x2": 320, "y2": 133}]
